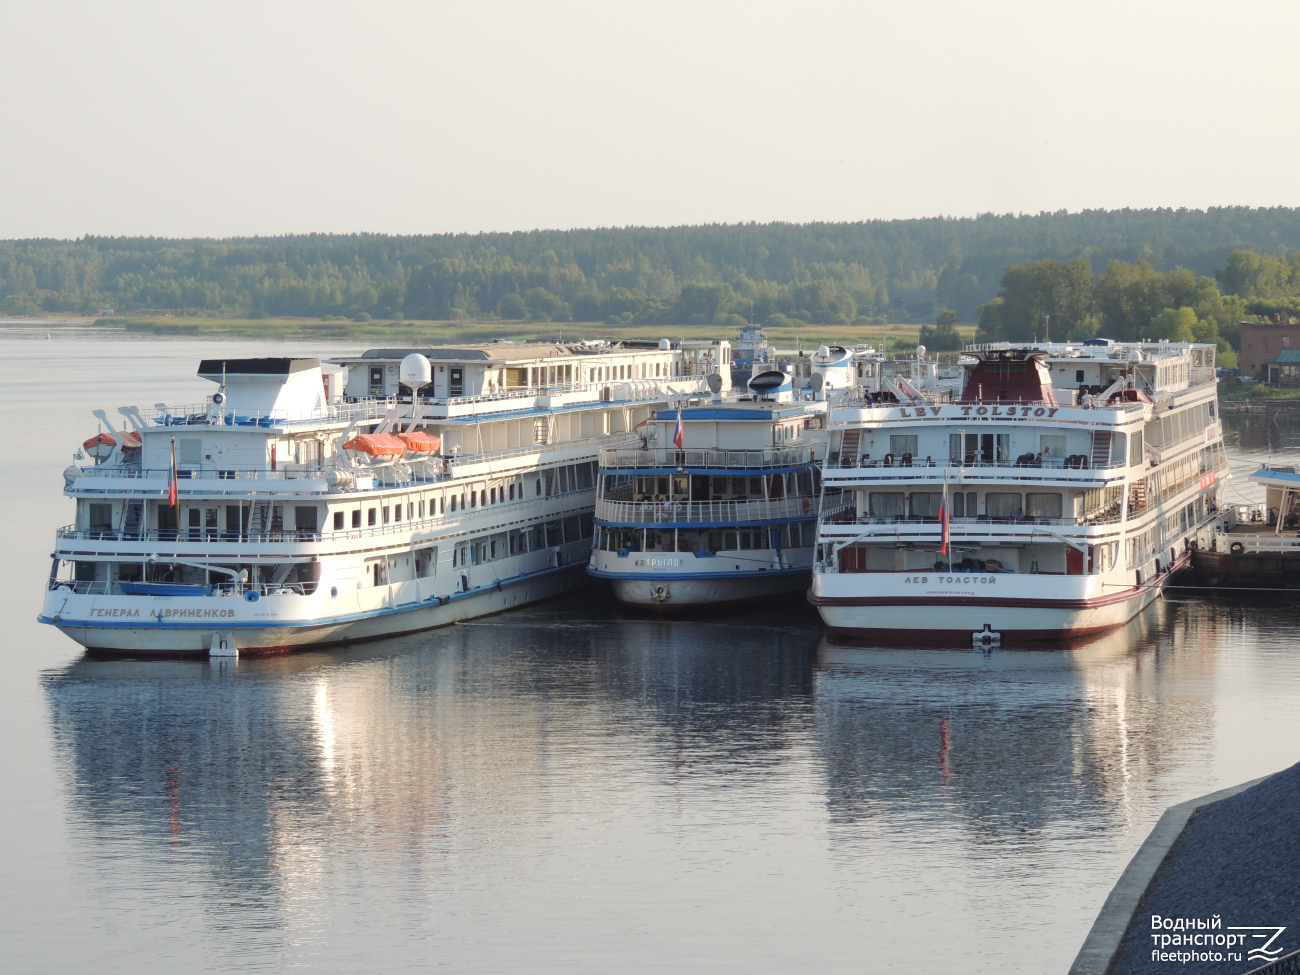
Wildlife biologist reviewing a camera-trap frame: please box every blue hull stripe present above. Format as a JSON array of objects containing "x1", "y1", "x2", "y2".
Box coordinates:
[{"x1": 587, "y1": 565, "x2": 809, "y2": 581}]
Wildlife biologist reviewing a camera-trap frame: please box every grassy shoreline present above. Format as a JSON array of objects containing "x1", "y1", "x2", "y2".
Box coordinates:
[{"x1": 89, "y1": 315, "x2": 969, "y2": 352}]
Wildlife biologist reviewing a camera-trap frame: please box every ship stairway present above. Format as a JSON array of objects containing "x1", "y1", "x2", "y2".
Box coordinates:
[
  {"x1": 1090, "y1": 430, "x2": 1112, "y2": 468},
  {"x1": 839, "y1": 429, "x2": 862, "y2": 466},
  {"x1": 121, "y1": 501, "x2": 143, "y2": 538}
]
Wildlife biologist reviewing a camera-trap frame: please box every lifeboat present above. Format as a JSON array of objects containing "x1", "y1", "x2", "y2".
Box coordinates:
[
  {"x1": 397, "y1": 431, "x2": 441, "y2": 458},
  {"x1": 82, "y1": 430, "x2": 141, "y2": 462},
  {"x1": 341, "y1": 433, "x2": 407, "y2": 464}
]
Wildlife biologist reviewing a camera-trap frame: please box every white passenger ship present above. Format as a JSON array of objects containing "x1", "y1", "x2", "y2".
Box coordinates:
[
  {"x1": 587, "y1": 369, "x2": 832, "y2": 611},
  {"x1": 809, "y1": 341, "x2": 1228, "y2": 642},
  {"x1": 41, "y1": 339, "x2": 726, "y2": 656}
]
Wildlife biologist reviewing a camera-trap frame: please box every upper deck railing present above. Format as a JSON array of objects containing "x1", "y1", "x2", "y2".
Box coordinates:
[
  {"x1": 599, "y1": 444, "x2": 823, "y2": 471},
  {"x1": 594, "y1": 495, "x2": 820, "y2": 526},
  {"x1": 821, "y1": 457, "x2": 1129, "y2": 479}
]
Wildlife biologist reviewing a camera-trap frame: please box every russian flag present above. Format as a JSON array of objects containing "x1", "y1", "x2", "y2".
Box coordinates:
[
  {"x1": 939, "y1": 477, "x2": 949, "y2": 556},
  {"x1": 673, "y1": 409, "x2": 684, "y2": 449},
  {"x1": 168, "y1": 437, "x2": 178, "y2": 508}
]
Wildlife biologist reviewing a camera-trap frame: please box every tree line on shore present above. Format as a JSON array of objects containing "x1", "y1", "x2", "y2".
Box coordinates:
[{"x1": 2, "y1": 211, "x2": 1300, "y2": 358}]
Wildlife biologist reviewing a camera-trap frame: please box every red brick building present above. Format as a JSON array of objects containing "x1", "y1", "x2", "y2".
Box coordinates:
[{"x1": 1240, "y1": 316, "x2": 1300, "y2": 379}]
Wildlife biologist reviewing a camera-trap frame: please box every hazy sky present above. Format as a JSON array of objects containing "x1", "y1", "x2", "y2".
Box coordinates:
[{"x1": 2, "y1": 0, "x2": 1298, "y2": 239}]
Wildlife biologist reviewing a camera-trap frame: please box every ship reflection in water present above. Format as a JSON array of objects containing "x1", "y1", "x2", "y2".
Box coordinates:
[{"x1": 39, "y1": 593, "x2": 1300, "y2": 974}]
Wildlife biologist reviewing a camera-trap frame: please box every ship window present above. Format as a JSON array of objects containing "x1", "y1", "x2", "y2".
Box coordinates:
[
  {"x1": 383, "y1": 505, "x2": 391, "y2": 523},
  {"x1": 393, "y1": 505, "x2": 401, "y2": 522},
  {"x1": 333, "y1": 512, "x2": 344, "y2": 531},
  {"x1": 1039, "y1": 435, "x2": 1067, "y2": 460},
  {"x1": 909, "y1": 493, "x2": 941, "y2": 519},
  {"x1": 368, "y1": 508, "x2": 377, "y2": 526},
  {"x1": 450, "y1": 368, "x2": 463, "y2": 396},
  {"x1": 88, "y1": 503, "x2": 112, "y2": 532},
  {"x1": 1076, "y1": 370, "x2": 1085, "y2": 383},
  {"x1": 1026, "y1": 493, "x2": 1063, "y2": 519},
  {"x1": 509, "y1": 484, "x2": 515, "y2": 501},
  {"x1": 294, "y1": 506, "x2": 318, "y2": 535},
  {"x1": 889, "y1": 435, "x2": 919, "y2": 457},
  {"x1": 1129, "y1": 431, "x2": 1144, "y2": 467},
  {"x1": 370, "y1": 366, "x2": 384, "y2": 395},
  {"x1": 546, "y1": 521, "x2": 561, "y2": 547},
  {"x1": 440, "y1": 496, "x2": 446, "y2": 514},
  {"x1": 490, "y1": 488, "x2": 496, "y2": 504},
  {"x1": 352, "y1": 510, "x2": 361, "y2": 528},
  {"x1": 869, "y1": 492, "x2": 905, "y2": 518},
  {"x1": 985, "y1": 493, "x2": 1022, "y2": 517}
]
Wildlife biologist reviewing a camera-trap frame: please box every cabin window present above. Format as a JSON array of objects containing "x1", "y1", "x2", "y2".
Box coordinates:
[
  {"x1": 333, "y1": 512, "x2": 344, "y2": 531},
  {"x1": 206, "y1": 508, "x2": 218, "y2": 531},
  {"x1": 370, "y1": 366, "x2": 383, "y2": 396},
  {"x1": 352, "y1": 510, "x2": 361, "y2": 528},
  {"x1": 480, "y1": 491, "x2": 486, "y2": 507},
  {"x1": 383, "y1": 505, "x2": 391, "y2": 523},
  {"x1": 450, "y1": 368, "x2": 463, "y2": 396},
  {"x1": 440, "y1": 496, "x2": 445, "y2": 514},
  {"x1": 294, "y1": 506, "x2": 318, "y2": 535},
  {"x1": 509, "y1": 483, "x2": 515, "y2": 501},
  {"x1": 393, "y1": 505, "x2": 401, "y2": 523},
  {"x1": 1129, "y1": 431, "x2": 1144, "y2": 467},
  {"x1": 909, "y1": 493, "x2": 941, "y2": 519},
  {"x1": 536, "y1": 478, "x2": 542, "y2": 496},
  {"x1": 1075, "y1": 370, "x2": 1085, "y2": 383},
  {"x1": 869, "y1": 492, "x2": 905, "y2": 519},
  {"x1": 368, "y1": 507, "x2": 377, "y2": 526},
  {"x1": 985, "y1": 493, "x2": 1022, "y2": 518},
  {"x1": 490, "y1": 488, "x2": 496, "y2": 504},
  {"x1": 1039, "y1": 435, "x2": 1067, "y2": 460},
  {"x1": 88, "y1": 503, "x2": 112, "y2": 532},
  {"x1": 951, "y1": 492, "x2": 977, "y2": 518},
  {"x1": 469, "y1": 493, "x2": 476, "y2": 509},
  {"x1": 1026, "y1": 493, "x2": 1063, "y2": 519},
  {"x1": 889, "y1": 435, "x2": 919, "y2": 458}
]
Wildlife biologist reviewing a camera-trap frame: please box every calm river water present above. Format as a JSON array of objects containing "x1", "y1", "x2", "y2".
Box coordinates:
[{"x1": 3, "y1": 331, "x2": 1300, "y2": 974}]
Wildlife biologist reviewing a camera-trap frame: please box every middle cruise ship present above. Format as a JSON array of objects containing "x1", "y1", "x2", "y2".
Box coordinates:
[
  {"x1": 587, "y1": 344, "x2": 878, "y2": 610},
  {"x1": 809, "y1": 341, "x2": 1228, "y2": 642}
]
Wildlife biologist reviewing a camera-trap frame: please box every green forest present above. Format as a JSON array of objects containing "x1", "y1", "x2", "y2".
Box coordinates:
[{"x1": 4, "y1": 210, "x2": 1300, "y2": 364}]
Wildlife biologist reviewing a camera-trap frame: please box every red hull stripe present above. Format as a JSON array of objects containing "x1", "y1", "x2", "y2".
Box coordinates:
[{"x1": 808, "y1": 585, "x2": 1153, "y2": 611}]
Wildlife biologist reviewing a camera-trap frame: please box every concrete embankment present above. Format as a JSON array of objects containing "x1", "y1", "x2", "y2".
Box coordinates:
[{"x1": 1071, "y1": 762, "x2": 1300, "y2": 975}]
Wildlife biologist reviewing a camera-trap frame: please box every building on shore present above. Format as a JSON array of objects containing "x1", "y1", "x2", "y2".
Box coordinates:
[{"x1": 1239, "y1": 315, "x2": 1300, "y2": 380}]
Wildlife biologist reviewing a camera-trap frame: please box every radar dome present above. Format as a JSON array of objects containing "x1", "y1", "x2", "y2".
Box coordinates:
[
  {"x1": 399, "y1": 353, "x2": 432, "y2": 389},
  {"x1": 817, "y1": 345, "x2": 830, "y2": 358},
  {"x1": 658, "y1": 338, "x2": 671, "y2": 351},
  {"x1": 916, "y1": 345, "x2": 926, "y2": 358}
]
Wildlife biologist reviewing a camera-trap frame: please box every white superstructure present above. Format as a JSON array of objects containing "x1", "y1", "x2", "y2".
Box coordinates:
[
  {"x1": 809, "y1": 341, "x2": 1228, "y2": 642},
  {"x1": 40, "y1": 339, "x2": 727, "y2": 656}
]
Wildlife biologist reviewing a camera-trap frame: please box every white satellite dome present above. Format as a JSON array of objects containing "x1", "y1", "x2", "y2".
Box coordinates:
[{"x1": 399, "y1": 353, "x2": 432, "y2": 388}]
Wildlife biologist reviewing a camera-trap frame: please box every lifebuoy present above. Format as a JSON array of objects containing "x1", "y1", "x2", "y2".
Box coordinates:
[{"x1": 1230, "y1": 541, "x2": 1244, "y2": 555}]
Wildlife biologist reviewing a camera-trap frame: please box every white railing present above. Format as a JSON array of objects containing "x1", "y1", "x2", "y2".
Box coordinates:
[
  {"x1": 599, "y1": 445, "x2": 822, "y2": 470},
  {"x1": 595, "y1": 495, "x2": 819, "y2": 525}
]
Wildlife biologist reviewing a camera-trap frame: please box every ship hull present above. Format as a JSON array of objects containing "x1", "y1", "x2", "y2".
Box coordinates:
[
  {"x1": 40, "y1": 563, "x2": 587, "y2": 657},
  {"x1": 596, "y1": 567, "x2": 810, "y2": 611},
  {"x1": 808, "y1": 559, "x2": 1180, "y2": 642}
]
